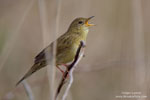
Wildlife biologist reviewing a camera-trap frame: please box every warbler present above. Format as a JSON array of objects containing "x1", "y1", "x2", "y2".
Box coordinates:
[{"x1": 16, "y1": 16, "x2": 94, "y2": 85}]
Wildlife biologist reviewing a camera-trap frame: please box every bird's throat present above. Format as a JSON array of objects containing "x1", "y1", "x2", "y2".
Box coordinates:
[{"x1": 67, "y1": 26, "x2": 89, "y2": 41}]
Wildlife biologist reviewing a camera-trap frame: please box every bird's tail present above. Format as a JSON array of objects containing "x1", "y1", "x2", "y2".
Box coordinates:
[{"x1": 16, "y1": 62, "x2": 45, "y2": 86}]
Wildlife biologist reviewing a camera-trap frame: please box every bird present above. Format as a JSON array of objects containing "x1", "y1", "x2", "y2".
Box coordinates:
[{"x1": 16, "y1": 16, "x2": 94, "y2": 86}]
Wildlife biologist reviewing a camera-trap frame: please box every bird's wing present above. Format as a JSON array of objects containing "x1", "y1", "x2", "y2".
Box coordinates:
[
  {"x1": 34, "y1": 34, "x2": 73, "y2": 64},
  {"x1": 56, "y1": 34, "x2": 73, "y2": 54},
  {"x1": 34, "y1": 43, "x2": 53, "y2": 64},
  {"x1": 34, "y1": 49, "x2": 45, "y2": 63}
]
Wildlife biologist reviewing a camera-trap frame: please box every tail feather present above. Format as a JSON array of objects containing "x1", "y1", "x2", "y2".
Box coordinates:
[
  {"x1": 16, "y1": 62, "x2": 46, "y2": 86},
  {"x1": 16, "y1": 69, "x2": 34, "y2": 86}
]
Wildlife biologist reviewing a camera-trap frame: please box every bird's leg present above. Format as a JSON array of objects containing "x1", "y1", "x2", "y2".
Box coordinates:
[
  {"x1": 56, "y1": 65, "x2": 65, "y2": 74},
  {"x1": 62, "y1": 64, "x2": 69, "y2": 72},
  {"x1": 61, "y1": 64, "x2": 70, "y2": 78},
  {"x1": 56, "y1": 65, "x2": 69, "y2": 79}
]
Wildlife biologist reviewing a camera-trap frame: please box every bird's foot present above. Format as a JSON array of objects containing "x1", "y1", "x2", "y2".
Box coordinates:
[
  {"x1": 56, "y1": 65, "x2": 69, "y2": 79},
  {"x1": 56, "y1": 65, "x2": 65, "y2": 74},
  {"x1": 62, "y1": 64, "x2": 69, "y2": 72}
]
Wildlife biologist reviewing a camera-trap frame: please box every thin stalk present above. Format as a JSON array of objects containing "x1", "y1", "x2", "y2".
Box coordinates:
[
  {"x1": 38, "y1": 0, "x2": 63, "y2": 100},
  {"x1": 23, "y1": 81, "x2": 34, "y2": 100}
]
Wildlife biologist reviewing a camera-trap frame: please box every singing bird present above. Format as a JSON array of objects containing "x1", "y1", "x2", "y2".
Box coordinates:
[{"x1": 16, "y1": 16, "x2": 94, "y2": 85}]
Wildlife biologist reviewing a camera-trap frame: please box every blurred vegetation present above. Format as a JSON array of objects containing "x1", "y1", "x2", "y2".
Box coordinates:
[
  {"x1": 0, "y1": 0, "x2": 150, "y2": 100},
  {"x1": 0, "y1": 28, "x2": 8, "y2": 53}
]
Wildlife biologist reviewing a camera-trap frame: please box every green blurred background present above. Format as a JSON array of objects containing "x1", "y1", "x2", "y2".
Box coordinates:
[{"x1": 0, "y1": 0, "x2": 150, "y2": 100}]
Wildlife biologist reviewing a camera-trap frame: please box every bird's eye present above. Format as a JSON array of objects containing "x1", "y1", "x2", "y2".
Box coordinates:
[{"x1": 78, "y1": 21, "x2": 83, "y2": 24}]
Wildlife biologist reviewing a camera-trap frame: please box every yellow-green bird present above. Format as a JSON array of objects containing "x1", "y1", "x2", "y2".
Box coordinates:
[{"x1": 16, "y1": 16, "x2": 94, "y2": 85}]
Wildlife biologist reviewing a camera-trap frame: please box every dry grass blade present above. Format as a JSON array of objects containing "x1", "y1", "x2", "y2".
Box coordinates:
[{"x1": 22, "y1": 81, "x2": 34, "y2": 100}]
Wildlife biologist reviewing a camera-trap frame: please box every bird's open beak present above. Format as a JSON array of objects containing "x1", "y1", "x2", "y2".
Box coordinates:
[{"x1": 85, "y1": 16, "x2": 95, "y2": 27}]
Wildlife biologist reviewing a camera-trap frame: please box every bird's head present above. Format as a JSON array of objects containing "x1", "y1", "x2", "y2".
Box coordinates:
[{"x1": 68, "y1": 16, "x2": 94, "y2": 34}]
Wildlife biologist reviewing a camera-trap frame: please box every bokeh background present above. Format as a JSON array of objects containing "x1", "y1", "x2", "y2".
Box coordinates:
[{"x1": 0, "y1": 0, "x2": 150, "y2": 100}]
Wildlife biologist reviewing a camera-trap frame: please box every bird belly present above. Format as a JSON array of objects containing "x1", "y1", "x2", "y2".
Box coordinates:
[{"x1": 56, "y1": 45, "x2": 77, "y2": 65}]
